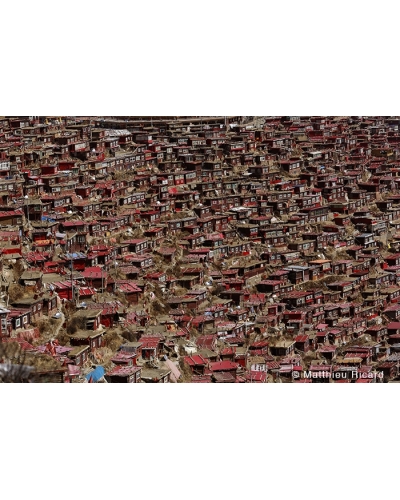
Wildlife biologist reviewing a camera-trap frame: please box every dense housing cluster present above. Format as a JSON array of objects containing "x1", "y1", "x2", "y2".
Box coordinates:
[{"x1": 1, "y1": 115, "x2": 400, "y2": 382}]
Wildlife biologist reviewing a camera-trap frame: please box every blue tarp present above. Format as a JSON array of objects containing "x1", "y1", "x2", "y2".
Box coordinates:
[
  {"x1": 85, "y1": 366, "x2": 105, "y2": 383},
  {"x1": 65, "y1": 252, "x2": 87, "y2": 259}
]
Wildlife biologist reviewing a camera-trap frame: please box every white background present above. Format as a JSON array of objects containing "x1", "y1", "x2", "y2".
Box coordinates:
[{"x1": 2, "y1": 1, "x2": 399, "y2": 499}]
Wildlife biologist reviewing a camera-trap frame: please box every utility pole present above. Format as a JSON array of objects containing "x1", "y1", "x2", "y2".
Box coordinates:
[
  {"x1": 70, "y1": 253, "x2": 74, "y2": 305},
  {"x1": 113, "y1": 250, "x2": 117, "y2": 294},
  {"x1": 24, "y1": 195, "x2": 29, "y2": 226}
]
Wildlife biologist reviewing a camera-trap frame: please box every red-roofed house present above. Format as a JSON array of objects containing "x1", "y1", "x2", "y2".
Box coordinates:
[
  {"x1": 106, "y1": 365, "x2": 142, "y2": 383},
  {"x1": 209, "y1": 360, "x2": 239, "y2": 372},
  {"x1": 184, "y1": 354, "x2": 208, "y2": 375},
  {"x1": 196, "y1": 335, "x2": 217, "y2": 351},
  {"x1": 140, "y1": 336, "x2": 162, "y2": 359},
  {"x1": 116, "y1": 281, "x2": 142, "y2": 304},
  {"x1": 295, "y1": 334, "x2": 310, "y2": 352},
  {"x1": 246, "y1": 371, "x2": 267, "y2": 383}
]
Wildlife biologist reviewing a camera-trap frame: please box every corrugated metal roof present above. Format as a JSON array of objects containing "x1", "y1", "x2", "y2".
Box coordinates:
[{"x1": 85, "y1": 366, "x2": 105, "y2": 382}]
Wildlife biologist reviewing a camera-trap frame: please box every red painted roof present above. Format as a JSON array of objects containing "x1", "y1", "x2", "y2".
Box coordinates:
[
  {"x1": 79, "y1": 287, "x2": 96, "y2": 296},
  {"x1": 111, "y1": 352, "x2": 136, "y2": 362},
  {"x1": 209, "y1": 360, "x2": 238, "y2": 372},
  {"x1": 220, "y1": 347, "x2": 236, "y2": 356},
  {"x1": 387, "y1": 322, "x2": 400, "y2": 329},
  {"x1": 118, "y1": 283, "x2": 142, "y2": 293},
  {"x1": 246, "y1": 371, "x2": 266, "y2": 382},
  {"x1": 295, "y1": 335, "x2": 309, "y2": 343},
  {"x1": 196, "y1": 335, "x2": 216, "y2": 348},
  {"x1": 1, "y1": 337, "x2": 36, "y2": 351},
  {"x1": 250, "y1": 340, "x2": 269, "y2": 349},
  {"x1": 140, "y1": 338, "x2": 160, "y2": 349},
  {"x1": 192, "y1": 375, "x2": 212, "y2": 383},
  {"x1": 107, "y1": 366, "x2": 141, "y2": 377},
  {"x1": 185, "y1": 354, "x2": 207, "y2": 366}
]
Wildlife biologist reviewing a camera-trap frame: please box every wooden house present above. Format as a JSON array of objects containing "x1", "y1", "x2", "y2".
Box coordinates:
[
  {"x1": 69, "y1": 329, "x2": 104, "y2": 350},
  {"x1": 141, "y1": 367, "x2": 171, "y2": 383},
  {"x1": 106, "y1": 366, "x2": 142, "y2": 383},
  {"x1": 269, "y1": 340, "x2": 295, "y2": 357},
  {"x1": 10, "y1": 296, "x2": 44, "y2": 321},
  {"x1": 70, "y1": 309, "x2": 102, "y2": 331},
  {"x1": 67, "y1": 345, "x2": 90, "y2": 366}
]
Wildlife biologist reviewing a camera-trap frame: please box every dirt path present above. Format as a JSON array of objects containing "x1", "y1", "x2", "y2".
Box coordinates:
[{"x1": 51, "y1": 312, "x2": 65, "y2": 340}]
